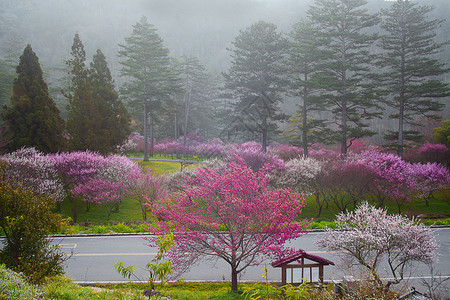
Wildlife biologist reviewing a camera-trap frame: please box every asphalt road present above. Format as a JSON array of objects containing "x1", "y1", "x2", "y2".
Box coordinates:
[{"x1": 54, "y1": 227, "x2": 450, "y2": 293}]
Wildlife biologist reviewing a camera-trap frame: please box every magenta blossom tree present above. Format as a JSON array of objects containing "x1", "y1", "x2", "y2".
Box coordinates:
[
  {"x1": 316, "y1": 202, "x2": 437, "y2": 291},
  {"x1": 68, "y1": 154, "x2": 141, "y2": 220},
  {"x1": 127, "y1": 168, "x2": 168, "y2": 220},
  {"x1": 147, "y1": 157, "x2": 311, "y2": 292},
  {"x1": 358, "y1": 150, "x2": 416, "y2": 213},
  {"x1": 410, "y1": 162, "x2": 450, "y2": 206},
  {"x1": 71, "y1": 178, "x2": 127, "y2": 221}
]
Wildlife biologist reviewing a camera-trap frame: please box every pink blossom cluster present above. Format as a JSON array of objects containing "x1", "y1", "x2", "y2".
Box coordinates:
[
  {"x1": 153, "y1": 140, "x2": 195, "y2": 156},
  {"x1": 53, "y1": 151, "x2": 141, "y2": 219},
  {"x1": 417, "y1": 143, "x2": 450, "y2": 164},
  {"x1": 126, "y1": 168, "x2": 169, "y2": 220},
  {"x1": 270, "y1": 149, "x2": 450, "y2": 214},
  {"x1": 146, "y1": 157, "x2": 311, "y2": 281},
  {"x1": 268, "y1": 142, "x2": 303, "y2": 160},
  {"x1": 227, "y1": 143, "x2": 285, "y2": 172},
  {"x1": 194, "y1": 139, "x2": 226, "y2": 157}
]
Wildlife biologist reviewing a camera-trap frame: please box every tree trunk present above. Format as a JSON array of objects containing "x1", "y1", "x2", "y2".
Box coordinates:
[
  {"x1": 398, "y1": 98, "x2": 404, "y2": 158},
  {"x1": 341, "y1": 97, "x2": 348, "y2": 158},
  {"x1": 150, "y1": 114, "x2": 154, "y2": 157},
  {"x1": 141, "y1": 202, "x2": 147, "y2": 221},
  {"x1": 262, "y1": 117, "x2": 267, "y2": 153},
  {"x1": 184, "y1": 83, "x2": 191, "y2": 155},
  {"x1": 315, "y1": 193, "x2": 323, "y2": 218},
  {"x1": 302, "y1": 95, "x2": 308, "y2": 158},
  {"x1": 144, "y1": 100, "x2": 149, "y2": 161},
  {"x1": 231, "y1": 267, "x2": 238, "y2": 293},
  {"x1": 341, "y1": 41, "x2": 348, "y2": 158}
]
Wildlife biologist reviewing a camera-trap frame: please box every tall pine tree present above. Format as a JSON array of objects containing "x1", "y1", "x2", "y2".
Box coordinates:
[
  {"x1": 224, "y1": 21, "x2": 288, "y2": 152},
  {"x1": 65, "y1": 33, "x2": 99, "y2": 151},
  {"x1": 2, "y1": 44, "x2": 65, "y2": 152},
  {"x1": 119, "y1": 16, "x2": 180, "y2": 160},
  {"x1": 308, "y1": 0, "x2": 381, "y2": 157},
  {"x1": 89, "y1": 49, "x2": 130, "y2": 154},
  {"x1": 379, "y1": 0, "x2": 450, "y2": 157},
  {"x1": 287, "y1": 20, "x2": 333, "y2": 157}
]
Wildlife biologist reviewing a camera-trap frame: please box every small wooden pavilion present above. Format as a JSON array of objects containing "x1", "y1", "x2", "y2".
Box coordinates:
[{"x1": 271, "y1": 249, "x2": 334, "y2": 285}]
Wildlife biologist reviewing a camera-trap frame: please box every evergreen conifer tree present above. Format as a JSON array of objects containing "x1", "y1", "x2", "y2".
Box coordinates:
[
  {"x1": 65, "y1": 33, "x2": 100, "y2": 151},
  {"x1": 224, "y1": 21, "x2": 288, "y2": 152},
  {"x1": 307, "y1": 0, "x2": 381, "y2": 157},
  {"x1": 89, "y1": 49, "x2": 130, "y2": 154},
  {"x1": 2, "y1": 44, "x2": 66, "y2": 152},
  {"x1": 287, "y1": 20, "x2": 334, "y2": 156},
  {"x1": 119, "y1": 16, "x2": 180, "y2": 160},
  {"x1": 379, "y1": 0, "x2": 450, "y2": 157}
]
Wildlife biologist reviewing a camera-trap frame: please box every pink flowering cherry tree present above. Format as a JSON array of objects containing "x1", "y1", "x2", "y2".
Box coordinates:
[
  {"x1": 50, "y1": 151, "x2": 108, "y2": 221},
  {"x1": 71, "y1": 178, "x2": 127, "y2": 221},
  {"x1": 126, "y1": 168, "x2": 168, "y2": 220},
  {"x1": 147, "y1": 157, "x2": 311, "y2": 292},
  {"x1": 358, "y1": 150, "x2": 417, "y2": 213},
  {"x1": 316, "y1": 202, "x2": 437, "y2": 291},
  {"x1": 410, "y1": 162, "x2": 450, "y2": 206},
  {"x1": 70, "y1": 154, "x2": 141, "y2": 221}
]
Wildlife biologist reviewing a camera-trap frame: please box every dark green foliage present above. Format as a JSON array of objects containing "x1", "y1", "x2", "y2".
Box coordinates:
[
  {"x1": 0, "y1": 162, "x2": 66, "y2": 284},
  {"x1": 119, "y1": 16, "x2": 180, "y2": 159},
  {"x1": 65, "y1": 33, "x2": 100, "y2": 152},
  {"x1": 224, "y1": 21, "x2": 288, "y2": 152},
  {"x1": 0, "y1": 59, "x2": 14, "y2": 109},
  {"x1": 379, "y1": 0, "x2": 450, "y2": 157},
  {"x1": 307, "y1": 0, "x2": 381, "y2": 156},
  {"x1": 1, "y1": 45, "x2": 66, "y2": 153},
  {"x1": 287, "y1": 20, "x2": 332, "y2": 156},
  {"x1": 89, "y1": 49, "x2": 130, "y2": 154}
]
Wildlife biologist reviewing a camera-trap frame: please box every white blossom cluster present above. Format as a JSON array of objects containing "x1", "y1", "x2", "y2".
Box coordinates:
[
  {"x1": 1, "y1": 147, "x2": 64, "y2": 202},
  {"x1": 97, "y1": 154, "x2": 141, "y2": 185},
  {"x1": 268, "y1": 157, "x2": 322, "y2": 193},
  {"x1": 316, "y1": 202, "x2": 438, "y2": 287}
]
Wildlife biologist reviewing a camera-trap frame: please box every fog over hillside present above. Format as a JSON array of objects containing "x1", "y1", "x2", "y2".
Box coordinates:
[
  {"x1": 1, "y1": 0, "x2": 448, "y2": 72},
  {"x1": 0, "y1": 0, "x2": 449, "y2": 140}
]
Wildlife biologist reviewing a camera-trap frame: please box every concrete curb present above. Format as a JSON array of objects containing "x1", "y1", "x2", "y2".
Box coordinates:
[{"x1": 48, "y1": 225, "x2": 450, "y2": 238}]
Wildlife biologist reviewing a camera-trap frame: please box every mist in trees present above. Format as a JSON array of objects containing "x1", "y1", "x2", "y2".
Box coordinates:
[
  {"x1": 224, "y1": 20, "x2": 288, "y2": 152},
  {"x1": 0, "y1": 0, "x2": 448, "y2": 153},
  {"x1": 378, "y1": 0, "x2": 450, "y2": 157}
]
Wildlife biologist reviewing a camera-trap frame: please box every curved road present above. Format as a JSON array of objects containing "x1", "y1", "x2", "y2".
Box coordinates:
[{"x1": 54, "y1": 228, "x2": 450, "y2": 292}]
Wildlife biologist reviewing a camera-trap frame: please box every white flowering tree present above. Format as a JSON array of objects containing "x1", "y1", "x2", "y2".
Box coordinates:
[
  {"x1": 316, "y1": 203, "x2": 437, "y2": 291},
  {"x1": 1, "y1": 147, "x2": 64, "y2": 204}
]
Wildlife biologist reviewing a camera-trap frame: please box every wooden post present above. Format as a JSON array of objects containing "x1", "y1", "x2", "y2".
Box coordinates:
[
  {"x1": 281, "y1": 266, "x2": 286, "y2": 285},
  {"x1": 319, "y1": 265, "x2": 324, "y2": 283}
]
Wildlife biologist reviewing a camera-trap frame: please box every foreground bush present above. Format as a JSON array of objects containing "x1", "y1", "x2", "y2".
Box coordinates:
[{"x1": 0, "y1": 163, "x2": 66, "y2": 283}]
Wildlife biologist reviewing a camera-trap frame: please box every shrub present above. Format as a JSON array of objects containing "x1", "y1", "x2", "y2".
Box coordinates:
[
  {"x1": 0, "y1": 163, "x2": 66, "y2": 283},
  {"x1": 226, "y1": 144, "x2": 285, "y2": 172}
]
